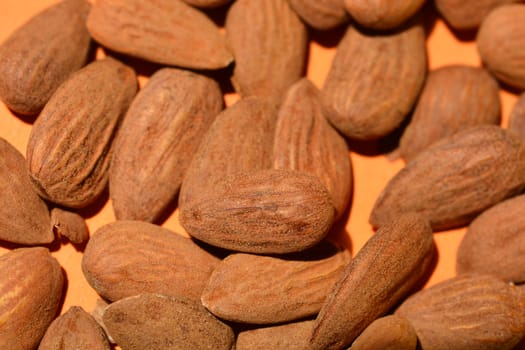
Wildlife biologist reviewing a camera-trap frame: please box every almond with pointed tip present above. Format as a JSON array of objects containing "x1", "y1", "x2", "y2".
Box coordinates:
[
  {"x1": 288, "y1": 0, "x2": 349, "y2": 30},
  {"x1": 51, "y1": 207, "x2": 89, "y2": 244},
  {"x1": 344, "y1": 0, "x2": 425, "y2": 29}
]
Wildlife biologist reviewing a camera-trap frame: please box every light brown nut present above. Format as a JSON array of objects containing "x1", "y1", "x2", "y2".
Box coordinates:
[
  {"x1": 180, "y1": 0, "x2": 232, "y2": 8},
  {"x1": 86, "y1": 0, "x2": 232, "y2": 70},
  {"x1": 27, "y1": 57, "x2": 137, "y2": 208},
  {"x1": 0, "y1": 0, "x2": 92, "y2": 115},
  {"x1": 237, "y1": 320, "x2": 316, "y2": 350},
  {"x1": 344, "y1": 0, "x2": 425, "y2": 30},
  {"x1": 103, "y1": 293, "x2": 235, "y2": 350},
  {"x1": 287, "y1": 0, "x2": 349, "y2": 30},
  {"x1": 82, "y1": 220, "x2": 220, "y2": 302},
  {"x1": 51, "y1": 207, "x2": 89, "y2": 244},
  {"x1": 349, "y1": 315, "x2": 418, "y2": 350},
  {"x1": 0, "y1": 247, "x2": 64, "y2": 350},
  {"x1": 370, "y1": 126, "x2": 525, "y2": 231},
  {"x1": 509, "y1": 93, "x2": 525, "y2": 141},
  {"x1": 110, "y1": 68, "x2": 223, "y2": 223},
  {"x1": 396, "y1": 274, "x2": 525, "y2": 350},
  {"x1": 399, "y1": 65, "x2": 501, "y2": 162},
  {"x1": 310, "y1": 214, "x2": 434, "y2": 350}
]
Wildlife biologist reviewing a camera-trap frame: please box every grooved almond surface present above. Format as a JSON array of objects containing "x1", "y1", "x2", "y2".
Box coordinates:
[
  {"x1": 349, "y1": 315, "x2": 418, "y2": 350},
  {"x1": 344, "y1": 0, "x2": 425, "y2": 29},
  {"x1": 288, "y1": 0, "x2": 349, "y2": 30},
  {"x1": 436, "y1": 0, "x2": 520, "y2": 30},
  {"x1": 237, "y1": 320, "x2": 316, "y2": 350}
]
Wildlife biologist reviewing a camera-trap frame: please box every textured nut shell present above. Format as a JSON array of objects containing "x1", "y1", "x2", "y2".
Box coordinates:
[
  {"x1": 226, "y1": 0, "x2": 308, "y2": 103},
  {"x1": 87, "y1": 0, "x2": 232, "y2": 69},
  {"x1": 103, "y1": 294, "x2": 235, "y2": 350},
  {"x1": 322, "y1": 23, "x2": 426, "y2": 140},
  {"x1": 27, "y1": 58, "x2": 137, "y2": 208},
  {"x1": 0, "y1": 137, "x2": 52, "y2": 245},
  {"x1": 310, "y1": 214, "x2": 434, "y2": 350},
  {"x1": 509, "y1": 93, "x2": 525, "y2": 141},
  {"x1": 51, "y1": 207, "x2": 89, "y2": 244},
  {"x1": 399, "y1": 65, "x2": 501, "y2": 162},
  {"x1": 344, "y1": 0, "x2": 425, "y2": 29},
  {"x1": 288, "y1": 0, "x2": 349, "y2": 30},
  {"x1": 370, "y1": 126, "x2": 525, "y2": 231},
  {"x1": 0, "y1": 0, "x2": 92, "y2": 115},
  {"x1": 0, "y1": 247, "x2": 64, "y2": 350},
  {"x1": 349, "y1": 315, "x2": 418, "y2": 350},
  {"x1": 38, "y1": 306, "x2": 111, "y2": 350},
  {"x1": 82, "y1": 220, "x2": 220, "y2": 302},
  {"x1": 180, "y1": 169, "x2": 336, "y2": 254},
  {"x1": 110, "y1": 68, "x2": 222, "y2": 223},
  {"x1": 237, "y1": 320, "x2": 316, "y2": 350},
  {"x1": 396, "y1": 274, "x2": 525, "y2": 350}
]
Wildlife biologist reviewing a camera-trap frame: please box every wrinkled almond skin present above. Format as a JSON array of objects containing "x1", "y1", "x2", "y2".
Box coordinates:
[
  {"x1": 180, "y1": 169, "x2": 336, "y2": 254},
  {"x1": 477, "y1": 4, "x2": 525, "y2": 90},
  {"x1": 509, "y1": 93, "x2": 525, "y2": 141},
  {"x1": 396, "y1": 274, "x2": 525, "y2": 350},
  {"x1": 226, "y1": 0, "x2": 308, "y2": 104},
  {"x1": 436, "y1": 0, "x2": 520, "y2": 30},
  {"x1": 457, "y1": 194, "x2": 525, "y2": 283},
  {"x1": 110, "y1": 68, "x2": 223, "y2": 223},
  {"x1": 87, "y1": 0, "x2": 232, "y2": 70},
  {"x1": 322, "y1": 22, "x2": 426, "y2": 140},
  {"x1": 399, "y1": 65, "x2": 501, "y2": 162},
  {"x1": 349, "y1": 315, "x2": 418, "y2": 350},
  {"x1": 27, "y1": 57, "x2": 137, "y2": 208},
  {"x1": 0, "y1": 137, "x2": 53, "y2": 245},
  {"x1": 237, "y1": 320, "x2": 316, "y2": 350},
  {"x1": 370, "y1": 126, "x2": 525, "y2": 231},
  {"x1": 310, "y1": 214, "x2": 434, "y2": 350},
  {"x1": 288, "y1": 0, "x2": 349, "y2": 30},
  {"x1": 273, "y1": 79, "x2": 352, "y2": 220},
  {"x1": 0, "y1": 0, "x2": 92, "y2": 115},
  {"x1": 103, "y1": 293, "x2": 235, "y2": 350},
  {"x1": 38, "y1": 306, "x2": 111, "y2": 350},
  {"x1": 344, "y1": 0, "x2": 425, "y2": 29},
  {"x1": 201, "y1": 242, "x2": 350, "y2": 324},
  {"x1": 51, "y1": 207, "x2": 89, "y2": 244},
  {"x1": 0, "y1": 247, "x2": 64, "y2": 350},
  {"x1": 82, "y1": 220, "x2": 220, "y2": 302}
]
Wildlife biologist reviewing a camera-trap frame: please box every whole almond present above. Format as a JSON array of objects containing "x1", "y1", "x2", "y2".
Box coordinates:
[
  {"x1": 322, "y1": 22, "x2": 426, "y2": 140},
  {"x1": 344, "y1": 0, "x2": 425, "y2": 29},
  {"x1": 0, "y1": 247, "x2": 64, "y2": 350},
  {"x1": 287, "y1": 0, "x2": 349, "y2": 30},
  {"x1": 103, "y1": 293, "x2": 235, "y2": 350},
  {"x1": 87, "y1": 0, "x2": 232, "y2": 70},
  {"x1": 110, "y1": 68, "x2": 223, "y2": 223},
  {"x1": 51, "y1": 207, "x2": 89, "y2": 244},
  {"x1": 310, "y1": 214, "x2": 434, "y2": 350},
  {"x1": 509, "y1": 93, "x2": 525, "y2": 141},
  {"x1": 370, "y1": 126, "x2": 525, "y2": 231},
  {"x1": 82, "y1": 220, "x2": 220, "y2": 302},
  {"x1": 180, "y1": 169, "x2": 336, "y2": 254},
  {"x1": 396, "y1": 274, "x2": 525, "y2": 350},
  {"x1": 27, "y1": 57, "x2": 137, "y2": 208},
  {"x1": 399, "y1": 65, "x2": 501, "y2": 162},
  {"x1": 225, "y1": 0, "x2": 308, "y2": 104},
  {"x1": 273, "y1": 78, "x2": 352, "y2": 219},
  {"x1": 237, "y1": 319, "x2": 316, "y2": 350},
  {"x1": 0, "y1": 0, "x2": 92, "y2": 115},
  {"x1": 436, "y1": 0, "x2": 520, "y2": 30},
  {"x1": 349, "y1": 315, "x2": 418, "y2": 350}
]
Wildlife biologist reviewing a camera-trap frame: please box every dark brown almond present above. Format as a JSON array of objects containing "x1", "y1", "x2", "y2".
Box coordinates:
[
  {"x1": 110, "y1": 68, "x2": 223, "y2": 223},
  {"x1": 201, "y1": 241, "x2": 350, "y2": 324},
  {"x1": 38, "y1": 306, "x2": 111, "y2": 350},
  {"x1": 86, "y1": 0, "x2": 232, "y2": 70},
  {"x1": 27, "y1": 57, "x2": 137, "y2": 208},
  {"x1": 180, "y1": 0, "x2": 232, "y2": 8},
  {"x1": 180, "y1": 169, "x2": 336, "y2": 254},
  {"x1": 0, "y1": 0, "x2": 92, "y2": 115},
  {"x1": 273, "y1": 78, "x2": 352, "y2": 220},
  {"x1": 370, "y1": 126, "x2": 525, "y2": 231},
  {"x1": 237, "y1": 320, "x2": 316, "y2": 350},
  {"x1": 344, "y1": 0, "x2": 425, "y2": 29},
  {"x1": 509, "y1": 93, "x2": 525, "y2": 141},
  {"x1": 103, "y1": 293, "x2": 235, "y2": 350},
  {"x1": 396, "y1": 274, "x2": 525, "y2": 350},
  {"x1": 0, "y1": 137, "x2": 52, "y2": 245},
  {"x1": 0, "y1": 247, "x2": 64, "y2": 350},
  {"x1": 51, "y1": 207, "x2": 89, "y2": 244},
  {"x1": 288, "y1": 0, "x2": 349, "y2": 30},
  {"x1": 399, "y1": 65, "x2": 501, "y2": 162},
  {"x1": 310, "y1": 214, "x2": 434, "y2": 350},
  {"x1": 436, "y1": 0, "x2": 520, "y2": 30},
  {"x1": 322, "y1": 22, "x2": 426, "y2": 140},
  {"x1": 91, "y1": 299, "x2": 116, "y2": 345},
  {"x1": 349, "y1": 315, "x2": 418, "y2": 350},
  {"x1": 225, "y1": 0, "x2": 308, "y2": 104},
  {"x1": 82, "y1": 220, "x2": 220, "y2": 302}
]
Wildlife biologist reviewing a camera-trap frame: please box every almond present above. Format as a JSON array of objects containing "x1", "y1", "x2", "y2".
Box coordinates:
[
  {"x1": 180, "y1": 0, "x2": 232, "y2": 8},
  {"x1": 237, "y1": 319, "x2": 316, "y2": 350},
  {"x1": 51, "y1": 207, "x2": 89, "y2": 244},
  {"x1": 436, "y1": 0, "x2": 520, "y2": 30},
  {"x1": 349, "y1": 315, "x2": 418, "y2": 350},
  {"x1": 509, "y1": 93, "x2": 525, "y2": 141},
  {"x1": 288, "y1": 0, "x2": 349, "y2": 30},
  {"x1": 344, "y1": 0, "x2": 425, "y2": 29}
]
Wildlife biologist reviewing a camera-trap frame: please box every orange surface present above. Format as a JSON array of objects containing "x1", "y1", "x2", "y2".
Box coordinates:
[{"x1": 0, "y1": 0, "x2": 518, "y2": 333}]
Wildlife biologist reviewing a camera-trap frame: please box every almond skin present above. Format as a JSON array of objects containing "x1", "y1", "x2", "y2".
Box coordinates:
[
  {"x1": 0, "y1": 0, "x2": 92, "y2": 115},
  {"x1": 180, "y1": 0, "x2": 232, "y2": 8},
  {"x1": 436, "y1": 0, "x2": 520, "y2": 30},
  {"x1": 51, "y1": 207, "x2": 89, "y2": 244},
  {"x1": 349, "y1": 315, "x2": 418, "y2": 350},
  {"x1": 237, "y1": 319, "x2": 316, "y2": 350},
  {"x1": 0, "y1": 247, "x2": 64, "y2": 350},
  {"x1": 509, "y1": 93, "x2": 525, "y2": 141},
  {"x1": 344, "y1": 0, "x2": 425, "y2": 29},
  {"x1": 287, "y1": 0, "x2": 349, "y2": 30}
]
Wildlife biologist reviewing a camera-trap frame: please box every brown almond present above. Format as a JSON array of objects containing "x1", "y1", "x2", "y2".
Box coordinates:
[
  {"x1": 110, "y1": 68, "x2": 223, "y2": 223},
  {"x1": 27, "y1": 57, "x2": 137, "y2": 208},
  {"x1": 82, "y1": 220, "x2": 220, "y2": 302},
  {"x1": 180, "y1": 0, "x2": 232, "y2": 8},
  {"x1": 322, "y1": 22, "x2": 426, "y2": 140},
  {"x1": 237, "y1": 319, "x2": 316, "y2": 350},
  {"x1": 509, "y1": 93, "x2": 525, "y2": 141},
  {"x1": 436, "y1": 0, "x2": 520, "y2": 30},
  {"x1": 86, "y1": 0, "x2": 232, "y2": 70},
  {"x1": 38, "y1": 306, "x2": 111, "y2": 350},
  {"x1": 103, "y1": 293, "x2": 235, "y2": 350},
  {"x1": 396, "y1": 274, "x2": 525, "y2": 350},
  {"x1": 201, "y1": 241, "x2": 350, "y2": 324},
  {"x1": 288, "y1": 0, "x2": 349, "y2": 30},
  {"x1": 399, "y1": 65, "x2": 501, "y2": 162},
  {"x1": 180, "y1": 169, "x2": 336, "y2": 254},
  {"x1": 310, "y1": 214, "x2": 434, "y2": 350},
  {"x1": 0, "y1": 0, "x2": 92, "y2": 115},
  {"x1": 0, "y1": 247, "x2": 64, "y2": 350},
  {"x1": 370, "y1": 126, "x2": 525, "y2": 231},
  {"x1": 349, "y1": 315, "x2": 418, "y2": 350},
  {"x1": 225, "y1": 0, "x2": 308, "y2": 104},
  {"x1": 51, "y1": 207, "x2": 89, "y2": 244},
  {"x1": 344, "y1": 0, "x2": 425, "y2": 29}
]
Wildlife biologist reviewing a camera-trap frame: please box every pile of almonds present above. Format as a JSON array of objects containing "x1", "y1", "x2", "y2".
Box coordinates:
[{"x1": 1, "y1": 0, "x2": 525, "y2": 349}]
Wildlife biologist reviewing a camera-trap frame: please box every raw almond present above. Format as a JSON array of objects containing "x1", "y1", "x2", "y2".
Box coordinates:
[
  {"x1": 180, "y1": 0, "x2": 232, "y2": 8},
  {"x1": 436, "y1": 0, "x2": 520, "y2": 30},
  {"x1": 509, "y1": 93, "x2": 525, "y2": 141},
  {"x1": 344, "y1": 0, "x2": 425, "y2": 29},
  {"x1": 236, "y1": 319, "x2": 316, "y2": 350},
  {"x1": 349, "y1": 315, "x2": 418, "y2": 350},
  {"x1": 51, "y1": 207, "x2": 89, "y2": 244},
  {"x1": 288, "y1": 0, "x2": 349, "y2": 30}
]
